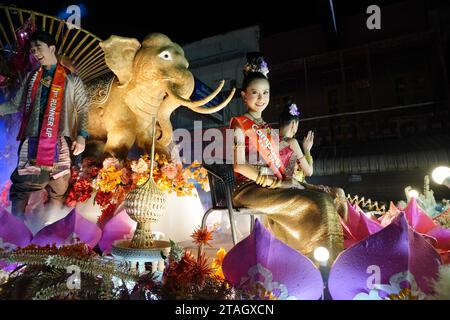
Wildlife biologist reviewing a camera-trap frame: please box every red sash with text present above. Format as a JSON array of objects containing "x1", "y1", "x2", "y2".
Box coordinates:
[
  {"x1": 17, "y1": 63, "x2": 66, "y2": 166},
  {"x1": 231, "y1": 115, "x2": 285, "y2": 180}
]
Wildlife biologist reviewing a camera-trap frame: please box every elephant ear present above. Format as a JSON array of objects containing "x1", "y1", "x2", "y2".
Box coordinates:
[{"x1": 100, "y1": 35, "x2": 141, "y2": 87}]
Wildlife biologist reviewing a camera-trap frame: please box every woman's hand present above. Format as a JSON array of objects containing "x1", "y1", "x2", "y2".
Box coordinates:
[
  {"x1": 302, "y1": 130, "x2": 314, "y2": 152},
  {"x1": 260, "y1": 175, "x2": 276, "y2": 188}
]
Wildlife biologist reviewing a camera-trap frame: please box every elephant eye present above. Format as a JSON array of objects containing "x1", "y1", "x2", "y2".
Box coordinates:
[{"x1": 158, "y1": 50, "x2": 172, "y2": 61}]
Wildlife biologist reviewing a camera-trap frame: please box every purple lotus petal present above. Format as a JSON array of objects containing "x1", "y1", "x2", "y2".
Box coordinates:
[
  {"x1": 329, "y1": 212, "x2": 442, "y2": 300},
  {"x1": 0, "y1": 206, "x2": 32, "y2": 248},
  {"x1": 222, "y1": 219, "x2": 324, "y2": 300},
  {"x1": 98, "y1": 209, "x2": 136, "y2": 254},
  {"x1": 31, "y1": 209, "x2": 101, "y2": 248},
  {"x1": 0, "y1": 262, "x2": 19, "y2": 272}
]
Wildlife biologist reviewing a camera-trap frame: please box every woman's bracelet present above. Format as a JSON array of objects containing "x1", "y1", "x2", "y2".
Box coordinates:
[
  {"x1": 255, "y1": 172, "x2": 262, "y2": 185},
  {"x1": 269, "y1": 177, "x2": 282, "y2": 189}
]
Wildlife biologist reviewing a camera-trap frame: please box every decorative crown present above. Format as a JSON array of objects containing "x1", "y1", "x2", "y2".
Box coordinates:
[{"x1": 243, "y1": 58, "x2": 269, "y2": 77}]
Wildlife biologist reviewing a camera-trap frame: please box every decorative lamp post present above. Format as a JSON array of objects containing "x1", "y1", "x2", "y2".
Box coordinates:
[{"x1": 314, "y1": 246, "x2": 330, "y2": 300}]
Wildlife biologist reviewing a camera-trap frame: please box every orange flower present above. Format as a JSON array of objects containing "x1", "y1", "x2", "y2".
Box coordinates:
[
  {"x1": 190, "y1": 252, "x2": 214, "y2": 285},
  {"x1": 191, "y1": 226, "x2": 214, "y2": 246}
]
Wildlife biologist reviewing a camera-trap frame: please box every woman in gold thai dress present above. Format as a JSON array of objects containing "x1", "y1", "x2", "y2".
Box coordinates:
[{"x1": 230, "y1": 53, "x2": 343, "y2": 261}]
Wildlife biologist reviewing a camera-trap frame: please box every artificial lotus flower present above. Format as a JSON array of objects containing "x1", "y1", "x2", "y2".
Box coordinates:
[
  {"x1": 222, "y1": 219, "x2": 324, "y2": 300},
  {"x1": 330, "y1": 213, "x2": 441, "y2": 300},
  {"x1": 340, "y1": 201, "x2": 382, "y2": 248},
  {"x1": 341, "y1": 198, "x2": 450, "y2": 263}
]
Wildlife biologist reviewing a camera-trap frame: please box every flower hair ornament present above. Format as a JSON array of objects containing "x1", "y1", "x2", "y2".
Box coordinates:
[
  {"x1": 289, "y1": 103, "x2": 300, "y2": 117},
  {"x1": 243, "y1": 58, "x2": 270, "y2": 77}
]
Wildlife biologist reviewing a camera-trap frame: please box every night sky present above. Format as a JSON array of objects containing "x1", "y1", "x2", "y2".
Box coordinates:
[{"x1": 5, "y1": 0, "x2": 411, "y2": 44}]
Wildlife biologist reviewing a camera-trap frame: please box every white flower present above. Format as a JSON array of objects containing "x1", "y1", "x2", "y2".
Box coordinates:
[
  {"x1": 239, "y1": 263, "x2": 296, "y2": 300},
  {"x1": 353, "y1": 270, "x2": 427, "y2": 300},
  {"x1": 103, "y1": 157, "x2": 120, "y2": 170},
  {"x1": 131, "y1": 158, "x2": 149, "y2": 174}
]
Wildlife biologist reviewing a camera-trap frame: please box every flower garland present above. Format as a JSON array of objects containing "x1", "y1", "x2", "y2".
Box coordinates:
[{"x1": 65, "y1": 155, "x2": 209, "y2": 227}]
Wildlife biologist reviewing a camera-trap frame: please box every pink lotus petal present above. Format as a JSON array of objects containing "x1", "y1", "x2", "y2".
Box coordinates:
[
  {"x1": 379, "y1": 202, "x2": 401, "y2": 227},
  {"x1": 98, "y1": 209, "x2": 136, "y2": 254},
  {"x1": 32, "y1": 209, "x2": 101, "y2": 248},
  {"x1": 404, "y1": 198, "x2": 437, "y2": 234},
  {"x1": 439, "y1": 250, "x2": 450, "y2": 264},
  {"x1": 341, "y1": 203, "x2": 383, "y2": 248},
  {"x1": 427, "y1": 226, "x2": 450, "y2": 250}
]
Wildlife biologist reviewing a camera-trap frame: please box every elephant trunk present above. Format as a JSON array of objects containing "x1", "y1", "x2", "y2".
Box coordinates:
[
  {"x1": 157, "y1": 77, "x2": 236, "y2": 147},
  {"x1": 156, "y1": 97, "x2": 180, "y2": 147}
]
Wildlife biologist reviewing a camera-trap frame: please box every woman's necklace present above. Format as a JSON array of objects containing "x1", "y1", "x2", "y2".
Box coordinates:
[{"x1": 246, "y1": 112, "x2": 265, "y2": 125}]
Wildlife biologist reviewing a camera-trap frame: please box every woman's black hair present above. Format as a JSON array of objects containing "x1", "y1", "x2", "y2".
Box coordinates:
[
  {"x1": 279, "y1": 97, "x2": 300, "y2": 127},
  {"x1": 27, "y1": 30, "x2": 56, "y2": 52},
  {"x1": 241, "y1": 52, "x2": 269, "y2": 91}
]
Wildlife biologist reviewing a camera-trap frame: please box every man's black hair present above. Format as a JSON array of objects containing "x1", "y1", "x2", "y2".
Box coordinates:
[{"x1": 28, "y1": 30, "x2": 56, "y2": 52}]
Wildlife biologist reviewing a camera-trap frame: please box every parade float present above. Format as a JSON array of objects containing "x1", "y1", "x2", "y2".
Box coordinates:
[{"x1": 0, "y1": 6, "x2": 449, "y2": 300}]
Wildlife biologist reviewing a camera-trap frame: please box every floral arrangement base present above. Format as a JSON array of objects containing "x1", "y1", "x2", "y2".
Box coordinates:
[{"x1": 111, "y1": 239, "x2": 171, "y2": 274}]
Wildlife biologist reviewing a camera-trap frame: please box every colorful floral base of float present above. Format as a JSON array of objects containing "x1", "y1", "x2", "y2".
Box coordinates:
[
  {"x1": 0, "y1": 191, "x2": 449, "y2": 300},
  {"x1": 0, "y1": 141, "x2": 449, "y2": 300}
]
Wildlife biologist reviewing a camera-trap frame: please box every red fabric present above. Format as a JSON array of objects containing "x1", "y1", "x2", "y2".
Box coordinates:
[
  {"x1": 230, "y1": 115, "x2": 284, "y2": 180},
  {"x1": 36, "y1": 63, "x2": 66, "y2": 166}
]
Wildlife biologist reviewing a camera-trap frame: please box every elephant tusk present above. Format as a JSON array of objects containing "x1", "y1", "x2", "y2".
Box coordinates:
[
  {"x1": 168, "y1": 80, "x2": 225, "y2": 108},
  {"x1": 187, "y1": 88, "x2": 236, "y2": 114}
]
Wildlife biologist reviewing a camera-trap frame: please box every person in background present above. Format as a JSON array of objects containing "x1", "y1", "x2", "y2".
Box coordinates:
[{"x1": 278, "y1": 100, "x2": 348, "y2": 221}]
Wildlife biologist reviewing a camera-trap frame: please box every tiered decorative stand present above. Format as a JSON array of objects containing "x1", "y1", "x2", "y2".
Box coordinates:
[{"x1": 112, "y1": 117, "x2": 171, "y2": 274}]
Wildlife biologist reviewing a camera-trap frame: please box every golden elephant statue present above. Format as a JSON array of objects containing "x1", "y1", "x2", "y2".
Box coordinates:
[{"x1": 85, "y1": 33, "x2": 235, "y2": 159}]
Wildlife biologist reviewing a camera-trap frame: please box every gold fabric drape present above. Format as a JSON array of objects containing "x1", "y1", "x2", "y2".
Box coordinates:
[{"x1": 233, "y1": 180, "x2": 344, "y2": 263}]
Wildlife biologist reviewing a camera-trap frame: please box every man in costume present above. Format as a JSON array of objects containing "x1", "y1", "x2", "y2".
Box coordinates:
[{"x1": 0, "y1": 30, "x2": 89, "y2": 220}]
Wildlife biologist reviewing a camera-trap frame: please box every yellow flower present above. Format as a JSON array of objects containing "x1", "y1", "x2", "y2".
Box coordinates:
[
  {"x1": 388, "y1": 288, "x2": 418, "y2": 300},
  {"x1": 136, "y1": 175, "x2": 149, "y2": 186},
  {"x1": 199, "y1": 167, "x2": 208, "y2": 177},
  {"x1": 96, "y1": 166, "x2": 123, "y2": 193},
  {"x1": 212, "y1": 247, "x2": 227, "y2": 280}
]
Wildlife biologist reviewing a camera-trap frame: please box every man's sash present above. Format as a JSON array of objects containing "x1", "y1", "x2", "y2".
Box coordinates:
[
  {"x1": 36, "y1": 64, "x2": 66, "y2": 166},
  {"x1": 17, "y1": 64, "x2": 66, "y2": 166},
  {"x1": 232, "y1": 115, "x2": 284, "y2": 179},
  {"x1": 17, "y1": 68, "x2": 43, "y2": 140}
]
